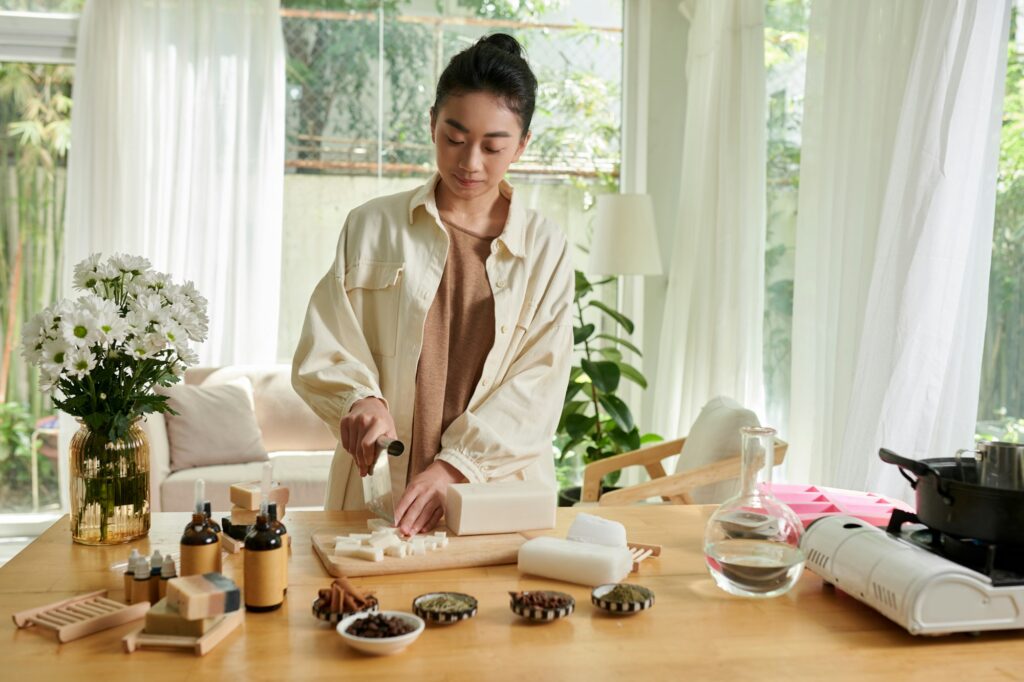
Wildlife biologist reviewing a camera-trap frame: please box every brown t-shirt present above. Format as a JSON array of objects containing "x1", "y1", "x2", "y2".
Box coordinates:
[{"x1": 408, "y1": 222, "x2": 496, "y2": 480}]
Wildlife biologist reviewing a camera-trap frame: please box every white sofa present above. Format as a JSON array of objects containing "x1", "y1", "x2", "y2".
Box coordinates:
[{"x1": 142, "y1": 365, "x2": 336, "y2": 512}]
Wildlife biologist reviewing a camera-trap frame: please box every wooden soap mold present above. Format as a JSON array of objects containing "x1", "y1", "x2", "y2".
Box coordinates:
[
  {"x1": 12, "y1": 590, "x2": 149, "y2": 643},
  {"x1": 122, "y1": 608, "x2": 244, "y2": 656},
  {"x1": 628, "y1": 542, "x2": 662, "y2": 573}
]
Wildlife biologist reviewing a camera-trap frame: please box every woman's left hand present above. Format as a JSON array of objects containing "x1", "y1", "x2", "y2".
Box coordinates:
[{"x1": 394, "y1": 460, "x2": 467, "y2": 536}]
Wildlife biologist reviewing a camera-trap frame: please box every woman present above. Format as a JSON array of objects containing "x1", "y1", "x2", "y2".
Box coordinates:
[{"x1": 292, "y1": 34, "x2": 573, "y2": 537}]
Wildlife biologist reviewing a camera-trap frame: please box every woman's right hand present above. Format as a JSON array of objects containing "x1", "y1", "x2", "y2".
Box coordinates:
[{"x1": 340, "y1": 397, "x2": 397, "y2": 476}]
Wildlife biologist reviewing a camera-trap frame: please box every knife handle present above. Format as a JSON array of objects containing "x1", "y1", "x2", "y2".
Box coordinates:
[{"x1": 375, "y1": 436, "x2": 405, "y2": 457}]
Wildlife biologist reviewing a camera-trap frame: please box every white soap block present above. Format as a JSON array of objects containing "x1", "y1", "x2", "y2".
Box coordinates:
[
  {"x1": 411, "y1": 538, "x2": 426, "y2": 556},
  {"x1": 384, "y1": 543, "x2": 408, "y2": 559},
  {"x1": 334, "y1": 539, "x2": 360, "y2": 553},
  {"x1": 334, "y1": 546, "x2": 363, "y2": 558},
  {"x1": 349, "y1": 533, "x2": 372, "y2": 541},
  {"x1": 518, "y1": 536, "x2": 633, "y2": 586},
  {"x1": 424, "y1": 538, "x2": 440, "y2": 551},
  {"x1": 433, "y1": 531, "x2": 447, "y2": 540},
  {"x1": 566, "y1": 513, "x2": 628, "y2": 548},
  {"x1": 368, "y1": 533, "x2": 401, "y2": 550},
  {"x1": 367, "y1": 518, "x2": 393, "y2": 532},
  {"x1": 353, "y1": 546, "x2": 383, "y2": 562},
  {"x1": 446, "y1": 480, "x2": 556, "y2": 536}
]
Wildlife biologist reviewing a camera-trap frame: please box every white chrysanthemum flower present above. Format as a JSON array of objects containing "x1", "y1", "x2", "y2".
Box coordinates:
[
  {"x1": 81, "y1": 295, "x2": 126, "y2": 345},
  {"x1": 127, "y1": 293, "x2": 168, "y2": 330},
  {"x1": 145, "y1": 271, "x2": 172, "y2": 293},
  {"x1": 109, "y1": 253, "x2": 150, "y2": 275},
  {"x1": 72, "y1": 253, "x2": 103, "y2": 291},
  {"x1": 128, "y1": 333, "x2": 161, "y2": 359},
  {"x1": 96, "y1": 260, "x2": 120, "y2": 281},
  {"x1": 40, "y1": 338, "x2": 71, "y2": 376},
  {"x1": 59, "y1": 306, "x2": 101, "y2": 348},
  {"x1": 39, "y1": 369, "x2": 59, "y2": 394},
  {"x1": 155, "y1": 321, "x2": 188, "y2": 350},
  {"x1": 65, "y1": 347, "x2": 97, "y2": 379},
  {"x1": 176, "y1": 345, "x2": 199, "y2": 367},
  {"x1": 169, "y1": 361, "x2": 185, "y2": 379},
  {"x1": 20, "y1": 314, "x2": 48, "y2": 363}
]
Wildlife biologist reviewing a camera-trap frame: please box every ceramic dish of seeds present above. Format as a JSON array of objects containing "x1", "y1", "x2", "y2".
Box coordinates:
[
  {"x1": 591, "y1": 583, "x2": 655, "y2": 615},
  {"x1": 413, "y1": 592, "x2": 478, "y2": 625},
  {"x1": 508, "y1": 591, "x2": 575, "y2": 622},
  {"x1": 337, "y1": 611, "x2": 424, "y2": 656}
]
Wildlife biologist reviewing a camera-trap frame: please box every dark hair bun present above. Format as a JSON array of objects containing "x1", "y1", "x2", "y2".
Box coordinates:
[
  {"x1": 479, "y1": 33, "x2": 525, "y2": 58},
  {"x1": 433, "y1": 32, "x2": 538, "y2": 134}
]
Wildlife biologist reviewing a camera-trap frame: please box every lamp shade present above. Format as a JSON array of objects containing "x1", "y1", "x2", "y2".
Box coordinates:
[{"x1": 587, "y1": 193, "x2": 662, "y2": 276}]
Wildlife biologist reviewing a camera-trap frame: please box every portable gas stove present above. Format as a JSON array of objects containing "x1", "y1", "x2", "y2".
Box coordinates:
[{"x1": 800, "y1": 509, "x2": 1024, "y2": 635}]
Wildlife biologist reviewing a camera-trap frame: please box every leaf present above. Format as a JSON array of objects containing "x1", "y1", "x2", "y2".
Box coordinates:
[
  {"x1": 587, "y1": 300, "x2": 635, "y2": 333},
  {"x1": 565, "y1": 413, "x2": 598, "y2": 440},
  {"x1": 581, "y1": 359, "x2": 620, "y2": 394},
  {"x1": 598, "y1": 394, "x2": 634, "y2": 433},
  {"x1": 594, "y1": 333, "x2": 641, "y2": 356},
  {"x1": 609, "y1": 426, "x2": 641, "y2": 452},
  {"x1": 597, "y1": 346, "x2": 622, "y2": 362},
  {"x1": 573, "y1": 323, "x2": 595, "y2": 344},
  {"x1": 574, "y1": 270, "x2": 592, "y2": 301},
  {"x1": 564, "y1": 381, "x2": 585, "y2": 402},
  {"x1": 616, "y1": 362, "x2": 648, "y2": 389},
  {"x1": 640, "y1": 433, "x2": 664, "y2": 445}
]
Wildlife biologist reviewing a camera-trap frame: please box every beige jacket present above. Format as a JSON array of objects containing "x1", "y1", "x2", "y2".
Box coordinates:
[{"x1": 292, "y1": 173, "x2": 574, "y2": 510}]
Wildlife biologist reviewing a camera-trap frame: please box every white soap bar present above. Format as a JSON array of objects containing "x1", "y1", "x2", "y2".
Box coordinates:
[
  {"x1": 411, "y1": 538, "x2": 426, "y2": 556},
  {"x1": 353, "y1": 546, "x2": 383, "y2": 562},
  {"x1": 446, "y1": 480, "x2": 556, "y2": 536},
  {"x1": 334, "y1": 539, "x2": 360, "y2": 553},
  {"x1": 518, "y1": 536, "x2": 633, "y2": 586},
  {"x1": 566, "y1": 513, "x2": 628, "y2": 547},
  {"x1": 384, "y1": 543, "x2": 408, "y2": 559},
  {"x1": 368, "y1": 533, "x2": 401, "y2": 549},
  {"x1": 349, "y1": 533, "x2": 372, "y2": 541}
]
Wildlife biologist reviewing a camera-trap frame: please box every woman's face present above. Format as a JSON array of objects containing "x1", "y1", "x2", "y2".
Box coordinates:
[{"x1": 431, "y1": 91, "x2": 530, "y2": 203}]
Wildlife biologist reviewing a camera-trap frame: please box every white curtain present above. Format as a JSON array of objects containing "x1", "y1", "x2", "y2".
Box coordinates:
[
  {"x1": 788, "y1": 0, "x2": 1011, "y2": 499},
  {"x1": 652, "y1": 0, "x2": 767, "y2": 439},
  {"x1": 64, "y1": 0, "x2": 286, "y2": 366}
]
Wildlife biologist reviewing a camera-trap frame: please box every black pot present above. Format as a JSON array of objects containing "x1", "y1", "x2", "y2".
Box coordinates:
[
  {"x1": 879, "y1": 448, "x2": 1024, "y2": 544},
  {"x1": 558, "y1": 485, "x2": 620, "y2": 507}
]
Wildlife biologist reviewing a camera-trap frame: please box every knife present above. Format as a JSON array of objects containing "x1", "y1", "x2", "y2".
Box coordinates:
[{"x1": 361, "y1": 436, "x2": 405, "y2": 524}]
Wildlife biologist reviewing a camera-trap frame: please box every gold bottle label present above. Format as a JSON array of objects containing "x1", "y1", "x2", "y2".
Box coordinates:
[
  {"x1": 180, "y1": 542, "x2": 220, "y2": 576},
  {"x1": 244, "y1": 547, "x2": 285, "y2": 608}
]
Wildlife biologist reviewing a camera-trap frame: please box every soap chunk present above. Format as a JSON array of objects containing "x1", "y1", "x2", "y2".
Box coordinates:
[
  {"x1": 446, "y1": 480, "x2": 556, "y2": 536},
  {"x1": 566, "y1": 513, "x2": 628, "y2": 547},
  {"x1": 166, "y1": 572, "x2": 241, "y2": 620},
  {"x1": 231, "y1": 503, "x2": 286, "y2": 526},
  {"x1": 367, "y1": 518, "x2": 393, "y2": 532},
  {"x1": 518, "y1": 537, "x2": 633, "y2": 586},
  {"x1": 144, "y1": 598, "x2": 220, "y2": 636},
  {"x1": 229, "y1": 481, "x2": 290, "y2": 511}
]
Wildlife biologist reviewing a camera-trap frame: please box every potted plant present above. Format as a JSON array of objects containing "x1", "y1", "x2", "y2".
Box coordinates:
[
  {"x1": 554, "y1": 270, "x2": 660, "y2": 506},
  {"x1": 21, "y1": 253, "x2": 208, "y2": 544}
]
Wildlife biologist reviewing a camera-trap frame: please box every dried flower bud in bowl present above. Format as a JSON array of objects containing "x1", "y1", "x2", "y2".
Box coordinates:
[{"x1": 508, "y1": 590, "x2": 575, "y2": 622}]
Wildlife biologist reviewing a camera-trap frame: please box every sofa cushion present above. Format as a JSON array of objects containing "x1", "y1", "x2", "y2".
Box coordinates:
[
  {"x1": 674, "y1": 396, "x2": 761, "y2": 503},
  {"x1": 191, "y1": 365, "x2": 336, "y2": 452},
  {"x1": 161, "y1": 378, "x2": 269, "y2": 471},
  {"x1": 160, "y1": 450, "x2": 334, "y2": 512}
]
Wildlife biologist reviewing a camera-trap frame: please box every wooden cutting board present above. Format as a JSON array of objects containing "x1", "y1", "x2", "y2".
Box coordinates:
[{"x1": 311, "y1": 524, "x2": 529, "y2": 577}]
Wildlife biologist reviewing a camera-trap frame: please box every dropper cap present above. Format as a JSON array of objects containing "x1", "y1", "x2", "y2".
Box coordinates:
[
  {"x1": 194, "y1": 479, "x2": 205, "y2": 515},
  {"x1": 161, "y1": 555, "x2": 177, "y2": 579},
  {"x1": 260, "y1": 462, "x2": 272, "y2": 511},
  {"x1": 127, "y1": 548, "x2": 141, "y2": 570},
  {"x1": 150, "y1": 549, "x2": 163, "y2": 570}
]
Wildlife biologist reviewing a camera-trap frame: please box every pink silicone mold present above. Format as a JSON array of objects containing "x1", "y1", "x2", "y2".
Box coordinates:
[{"x1": 760, "y1": 483, "x2": 914, "y2": 528}]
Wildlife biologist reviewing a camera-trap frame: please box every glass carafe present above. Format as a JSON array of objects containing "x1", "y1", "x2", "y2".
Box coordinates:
[{"x1": 703, "y1": 426, "x2": 804, "y2": 598}]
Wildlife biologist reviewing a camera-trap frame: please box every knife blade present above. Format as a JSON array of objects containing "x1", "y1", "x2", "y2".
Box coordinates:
[{"x1": 361, "y1": 436, "x2": 405, "y2": 523}]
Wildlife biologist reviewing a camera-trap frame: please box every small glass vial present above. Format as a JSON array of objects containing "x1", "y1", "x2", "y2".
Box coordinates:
[
  {"x1": 244, "y1": 514, "x2": 285, "y2": 612},
  {"x1": 180, "y1": 512, "x2": 221, "y2": 576},
  {"x1": 704, "y1": 426, "x2": 805, "y2": 598}
]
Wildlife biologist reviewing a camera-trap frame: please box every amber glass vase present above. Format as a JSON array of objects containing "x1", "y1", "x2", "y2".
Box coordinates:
[{"x1": 69, "y1": 420, "x2": 150, "y2": 545}]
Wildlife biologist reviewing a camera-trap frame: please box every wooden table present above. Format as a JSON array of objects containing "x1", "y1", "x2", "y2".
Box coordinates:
[{"x1": 2, "y1": 507, "x2": 1023, "y2": 681}]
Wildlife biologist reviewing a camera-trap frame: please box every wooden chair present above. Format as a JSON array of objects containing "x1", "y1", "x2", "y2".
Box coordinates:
[{"x1": 580, "y1": 436, "x2": 789, "y2": 506}]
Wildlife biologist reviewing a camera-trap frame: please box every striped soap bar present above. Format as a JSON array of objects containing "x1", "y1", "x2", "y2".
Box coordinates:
[{"x1": 166, "y1": 573, "x2": 241, "y2": 620}]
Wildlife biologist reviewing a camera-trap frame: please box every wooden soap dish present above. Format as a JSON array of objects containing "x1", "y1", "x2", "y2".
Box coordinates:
[
  {"x1": 628, "y1": 542, "x2": 662, "y2": 573},
  {"x1": 12, "y1": 590, "x2": 149, "y2": 643},
  {"x1": 122, "y1": 608, "x2": 243, "y2": 656}
]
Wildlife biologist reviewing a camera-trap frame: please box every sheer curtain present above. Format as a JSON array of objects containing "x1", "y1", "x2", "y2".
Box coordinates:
[
  {"x1": 651, "y1": 0, "x2": 767, "y2": 440},
  {"x1": 788, "y1": 0, "x2": 1011, "y2": 498},
  {"x1": 64, "y1": 0, "x2": 285, "y2": 366}
]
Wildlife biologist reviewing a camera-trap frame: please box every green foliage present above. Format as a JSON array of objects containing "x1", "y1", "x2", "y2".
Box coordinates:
[{"x1": 553, "y1": 271, "x2": 660, "y2": 489}]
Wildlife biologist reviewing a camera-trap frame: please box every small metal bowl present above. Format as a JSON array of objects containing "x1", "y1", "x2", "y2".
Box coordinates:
[
  {"x1": 509, "y1": 591, "x2": 575, "y2": 622},
  {"x1": 591, "y1": 583, "x2": 655, "y2": 615},
  {"x1": 312, "y1": 596, "x2": 379, "y2": 624},
  {"x1": 412, "y1": 592, "x2": 478, "y2": 625}
]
